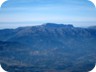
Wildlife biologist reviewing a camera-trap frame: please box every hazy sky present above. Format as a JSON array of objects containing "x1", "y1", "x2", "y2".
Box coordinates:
[{"x1": 0, "y1": 0, "x2": 96, "y2": 29}]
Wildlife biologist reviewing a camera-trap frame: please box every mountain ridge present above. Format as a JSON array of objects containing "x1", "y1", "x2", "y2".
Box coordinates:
[{"x1": 0, "y1": 23, "x2": 96, "y2": 72}]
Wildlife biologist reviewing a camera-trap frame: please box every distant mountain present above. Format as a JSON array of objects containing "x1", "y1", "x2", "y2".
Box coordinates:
[
  {"x1": 0, "y1": 23, "x2": 96, "y2": 72},
  {"x1": 88, "y1": 26, "x2": 96, "y2": 29},
  {"x1": 0, "y1": 23, "x2": 96, "y2": 45}
]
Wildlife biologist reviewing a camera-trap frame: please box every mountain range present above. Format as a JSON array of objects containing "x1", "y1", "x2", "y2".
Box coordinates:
[{"x1": 0, "y1": 23, "x2": 96, "y2": 72}]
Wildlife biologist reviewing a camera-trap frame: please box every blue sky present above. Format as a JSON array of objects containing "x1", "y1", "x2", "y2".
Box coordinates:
[{"x1": 0, "y1": 0, "x2": 96, "y2": 29}]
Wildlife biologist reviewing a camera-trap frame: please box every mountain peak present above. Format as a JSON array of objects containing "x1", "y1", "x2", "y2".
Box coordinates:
[{"x1": 42, "y1": 23, "x2": 74, "y2": 28}]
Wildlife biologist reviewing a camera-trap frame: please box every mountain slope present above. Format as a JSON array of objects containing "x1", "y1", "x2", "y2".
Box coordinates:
[{"x1": 0, "y1": 23, "x2": 96, "y2": 72}]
